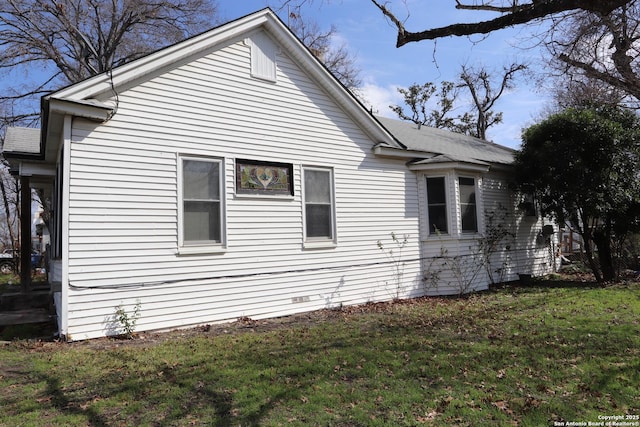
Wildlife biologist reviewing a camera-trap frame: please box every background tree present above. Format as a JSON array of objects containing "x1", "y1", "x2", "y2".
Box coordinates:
[
  {"x1": 459, "y1": 62, "x2": 526, "y2": 140},
  {"x1": 391, "y1": 62, "x2": 525, "y2": 140},
  {"x1": 365, "y1": 1, "x2": 640, "y2": 104},
  {"x1": 369, "y1": 0, "x2": 631, "y2": 46},
  {"x1": 544, "y1": 1, "x2": 640, "y2": 104},
  {"x1": 390, "y1": 81, "x2": 471, "y2": 131},
  {"x1": 0, "y1": 164, "x2": 17, "y2": 249},
  {"x1": 0, "y1": 0, "x2": 220, "y2": 131},
  {"x1": 287, "y1": 11, "x2": 361, "y2": 90},
  {"x1": 513, "y1": 106, "x2": 640, "y2": 282},
  {"x1": 549, "y1": 76, "x2": 629, "y2": 112}
]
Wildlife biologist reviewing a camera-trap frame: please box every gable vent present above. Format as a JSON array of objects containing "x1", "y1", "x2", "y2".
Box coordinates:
[{"x1": 247, "y1": 31, "x2": 277, "y2": 82}]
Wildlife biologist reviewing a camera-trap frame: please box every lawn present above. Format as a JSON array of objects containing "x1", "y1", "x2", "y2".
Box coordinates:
[{"x1": 1, "y1": 279, "x2": 639, "y2": 426}]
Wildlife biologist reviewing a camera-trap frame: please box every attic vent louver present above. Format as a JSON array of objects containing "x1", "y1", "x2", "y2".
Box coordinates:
[{"x1": 248, "y1": 31, "x2": 277, "y2": 82}]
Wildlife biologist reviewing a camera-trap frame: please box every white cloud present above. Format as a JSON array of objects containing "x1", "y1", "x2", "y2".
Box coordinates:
[{"x1": 355, "y1": 77, "x2": 403, "y2": 118}]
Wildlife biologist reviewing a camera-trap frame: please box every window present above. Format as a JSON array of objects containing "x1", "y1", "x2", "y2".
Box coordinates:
[
  {"x1": 303, "y1": 167, "x2": 334, "y2": 241},
  {"x1": 235, "y1": 159, "x2": 293, "y2": 196},
  {"x1": 180, "y1": 157, "x2": 223, "y2": 246},
  {"x1": 459, "y1": 177, "x2": 478, "y2": 232},
  {"x1": 426, "y1": 177, "x2": 448, "y2": 234}
]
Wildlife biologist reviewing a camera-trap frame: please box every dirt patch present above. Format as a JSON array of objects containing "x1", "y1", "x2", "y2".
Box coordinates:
[{"x1": 32, "y1": 296, "x2": 454, "y2": 352}]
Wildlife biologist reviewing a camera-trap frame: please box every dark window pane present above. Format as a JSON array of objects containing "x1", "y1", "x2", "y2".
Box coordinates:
[
  {"x1": 458, "y1": 177, "x2": 475, "y2": 186},
  {"x1": 426, "y1": 177, "x2": 448, "y2": 233},
  {"x1": 459, "y1": 177, "x2": 475, "y2": 205},
  {"x1": 461, "y1": 204, "x2": 477, "y2": 232},
  {"x1": 428, "y1": 205, "x2": 448, "y2": 233},
  {"x1": 305, "y1": 204, "x2": 332, "y2": 238},
  {"x1": 426, "y1": 177, "x2": 446, "y2": 204},
  {"x1": 459, "y1": 177, "x2": 477, "y2": 232}
]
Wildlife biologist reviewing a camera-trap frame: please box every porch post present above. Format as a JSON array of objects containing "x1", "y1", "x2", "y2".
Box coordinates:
[{"x1": 20, "y1": 175, "x2": 32, "y2": 294}]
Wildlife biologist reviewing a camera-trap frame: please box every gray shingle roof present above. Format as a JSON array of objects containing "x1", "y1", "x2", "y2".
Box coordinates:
[
  {"x1": 376, "y1": 116, "x2": 515, "y2": 166},
  {"x1": 2, "y1": 127, "x2": 41, "y2": 155}
]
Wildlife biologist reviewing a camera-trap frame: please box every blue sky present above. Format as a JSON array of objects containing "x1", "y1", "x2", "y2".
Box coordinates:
[{"x1": 218, "y1": 1, "x2": 550, "y2": 149}]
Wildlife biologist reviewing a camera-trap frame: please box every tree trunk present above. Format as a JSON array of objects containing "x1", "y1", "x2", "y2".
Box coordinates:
[
  {"x1": 0, "y1": 172, "x2": 17, "y2": 250},
  {"x1": 20, "y1": 176, "x2": 31, "y2": 294},
  {"x1": 580, "y1": 218, "x2": 603, "y2": 283},
  {"x1": 593, "y1": 224, "x2": 616, "y2": 282}
]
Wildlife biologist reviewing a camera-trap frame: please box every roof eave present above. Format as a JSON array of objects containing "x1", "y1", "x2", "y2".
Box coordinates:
[
  {"x1": 46, "y1": 97, "x2": 114, "y2": 121},
  {"x1": 408, "y1": 161, "x2": 491, "y2": 173},
  {"x1": 373, "y1": 145, "x2": 438, "y2": 159},
  {"x1": 38, "y1": 97, "x2": 115, "y2": 164}
]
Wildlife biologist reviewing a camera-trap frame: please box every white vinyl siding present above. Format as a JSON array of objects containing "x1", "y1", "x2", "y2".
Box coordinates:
[
  {"x1": 482, "y1": 173, "x2": 557, "y2": 280},
  {"x1": 62, "y1": 32, "x2": 422, "y2": 340}
]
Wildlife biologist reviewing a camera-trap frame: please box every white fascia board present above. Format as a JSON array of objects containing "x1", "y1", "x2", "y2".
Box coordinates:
[
  {"x1": 373, "y1": 145, "x2": 438, "y2": 159},
  {"x1": 47, "y1": 98, "x2": 113, "y2": 121},
  {"x1": 408, "y1": 161, "x2": 490, "y2": 173},
  {"x1": 19, "y1": 162, "x2": 56, "y2": 177}
]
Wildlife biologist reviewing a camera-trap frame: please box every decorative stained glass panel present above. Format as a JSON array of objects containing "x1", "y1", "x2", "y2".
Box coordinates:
[{"x1": 236, "y1": 159, "x2": 293, "y2": 196}]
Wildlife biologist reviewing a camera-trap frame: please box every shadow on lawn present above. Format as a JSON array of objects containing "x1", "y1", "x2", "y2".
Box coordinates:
[
  {"x1": 21, "y1": 360, "x2": 279, "y2": 426},
  {"x1": 491, "y1": 277, "x2": 602, "y2": 292},
  {"x1": 43, "y1": 374, "x2": 110, "y2": 427}
]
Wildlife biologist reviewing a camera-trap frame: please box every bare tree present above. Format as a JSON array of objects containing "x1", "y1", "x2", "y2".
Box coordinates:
[
  {"x1": 545, "y1": 2, "x2": 640, "y2": 102},
  {"x1": 0, "y1": 162, "x2": 17, "y2": 250},
  {"x1": 549, "y1": 76, "x2": 629, "y2": 111},
  {"x1": 391, "y1": 63, "x2": 525, "y2": 140},
  {"x1": 287, "y1": 11, "x2": 361, "y2": 89},
  {"x1": 365, "y1": 1, "x2": 640, "y2": 103},
  {"x1": 0, "y1": 0, "x2": 220, "y2": 129},
  {"x1": 459, "y1": 63, "x2": 527, "y2": 140},
  {"x1": 390, "y1": 81, "x2": 473, "y2": 133},
  {"x1": 369, "y1": 0, "x2": 631, "y2": 46}
]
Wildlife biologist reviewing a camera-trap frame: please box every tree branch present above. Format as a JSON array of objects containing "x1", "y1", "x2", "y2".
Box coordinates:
[{"x1": 373, "y1": 0, "x2": 632, "y2": 47}]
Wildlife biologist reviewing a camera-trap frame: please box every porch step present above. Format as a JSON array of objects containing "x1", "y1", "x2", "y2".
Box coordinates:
[
  {"x1": 0, "y1": 289, "x2": 52, "y2": 311},
  {"x1": 0, "y1": 309, "x2": 55, "y2": 326}
]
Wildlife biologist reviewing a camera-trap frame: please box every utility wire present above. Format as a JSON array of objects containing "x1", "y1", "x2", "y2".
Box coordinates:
[{"x1": 68, "y1": 245, "x2": 556, "y2": 290}]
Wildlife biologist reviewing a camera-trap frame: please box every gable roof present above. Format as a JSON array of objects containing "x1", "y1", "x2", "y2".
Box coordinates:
[
  {"x1": 39, "y1": 8, "x2": 399, "y2": 158},
  {"x1": 2, "y1": 127, "x2": 41, "y2": 157},
  {"x1": 375, "y1": 116, "x2": 515, "y2": 168}
]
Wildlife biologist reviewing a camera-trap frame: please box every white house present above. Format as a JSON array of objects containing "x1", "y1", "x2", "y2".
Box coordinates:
[{"x1": 2, "y1": 9, "x2": 556, "y2": 341}]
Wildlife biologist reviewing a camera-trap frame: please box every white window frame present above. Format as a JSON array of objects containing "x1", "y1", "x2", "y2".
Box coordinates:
[
  {"x1": 302, "y1": 166, "x2": 337, "y2": 249},
  {"x1": 421, "y1": 171, "x2": 483, "y2": 239},
  {"x1": 177, "y1": 155, "x2": 226, "y2": 255}
]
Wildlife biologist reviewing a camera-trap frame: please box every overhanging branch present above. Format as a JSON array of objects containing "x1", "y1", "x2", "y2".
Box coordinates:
[{"x1": 373, "y1": 0, "x2": 633, "y2": 47}]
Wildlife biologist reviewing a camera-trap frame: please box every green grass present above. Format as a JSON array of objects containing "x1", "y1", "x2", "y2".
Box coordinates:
[
  {"x1": 0, "y1": 273, "x2": 49, "y2": 292},
  {"x1": 0, "y1": 273, "x2": 19, "y2": 291},
  {"x1": 1, "y1": 281, "x2": 639, "y2": 426}
]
